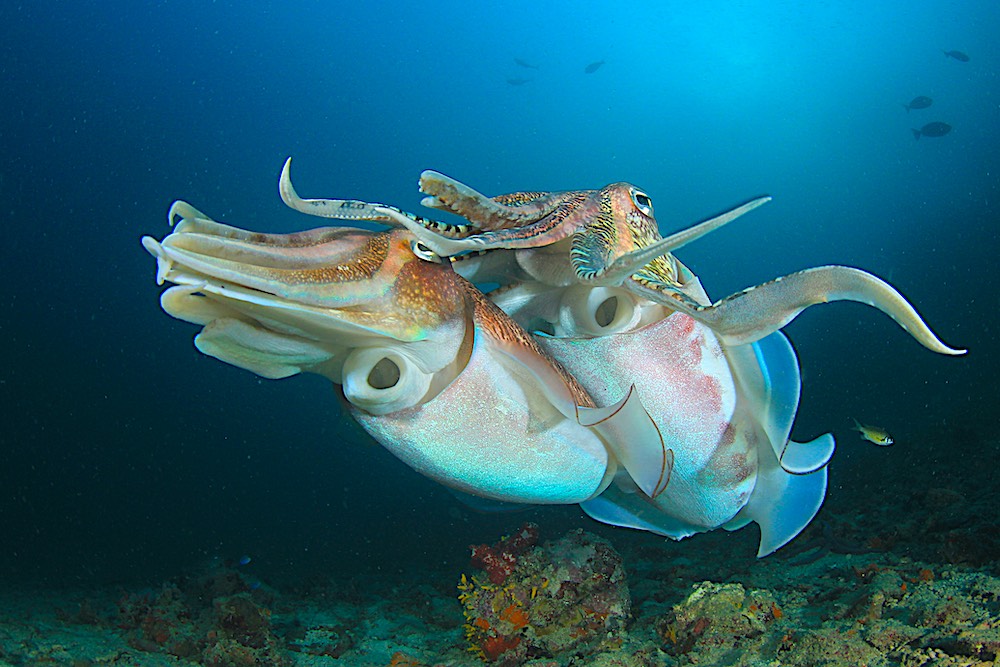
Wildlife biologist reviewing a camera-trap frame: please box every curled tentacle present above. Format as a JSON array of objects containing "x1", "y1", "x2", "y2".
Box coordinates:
[{"x1": 634, "y1": 265, "x2": 965, "y2": 355}]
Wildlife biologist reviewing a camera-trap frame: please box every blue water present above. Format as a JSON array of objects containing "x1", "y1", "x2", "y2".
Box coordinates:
[{"x1": 2, "y1": 0, "x2": 996, "y2": 585}]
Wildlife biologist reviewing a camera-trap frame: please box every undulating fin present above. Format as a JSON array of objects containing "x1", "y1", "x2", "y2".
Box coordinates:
[
  {"x1": 725, "y1": 443, "x2": 830, "y2": 557},
  {"x1": 445, "y1": 487, "x2": 533, "y2": 513},
  {"x1": 681, "y1": 266, "x2": 966, "y2": 355},
  {"x1": 578, "y1": 386, "x2": 673, "y2": 499},
  {"x1": 580, "y1": 475, "x2": 703, "y2": 540},
  {"x1": 744, "y1": 331, "x2": 805, "y2": 469},
  {"x1": 730, "y1": 328, "x2": 835, "y2": 474},
  {"x1": 779, "y1": 434, "x2": 836, "y2": 475},
  {"x1": 749, "y1": 331, "x2": 801, "y2": 455}
]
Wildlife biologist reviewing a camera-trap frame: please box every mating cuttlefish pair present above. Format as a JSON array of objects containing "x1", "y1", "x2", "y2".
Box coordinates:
[{"x1": 143, "y1": 159, "x2": 964, "y2": 557}]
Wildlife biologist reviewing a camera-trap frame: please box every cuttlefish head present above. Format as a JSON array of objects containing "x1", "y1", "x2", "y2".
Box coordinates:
[
  {"x1": 402, "y1": 171, "x2": 770, "y2": 300},
  {"x1": 409, "y1": 174, "x2": 674, "y2": 287},
  {"x1": 142, "y1": 204, "x2": 471, "y2": 415}
]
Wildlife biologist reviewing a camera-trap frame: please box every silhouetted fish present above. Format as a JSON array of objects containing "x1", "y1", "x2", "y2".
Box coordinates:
[
  {"x1": 584, "y1": 60, "x2": 605, "y2": 74},
  {"x1": 943, "y1": 50, "x2": 970, "y2": 62},
  {"x1": 506, "y1": 77, "x2": 531, "y2": 86},
  {"x1": 912, "y1": 121, "x2": 951, "y2": 140},
  {"x1": 514, "y1": 58, "x2": 539, "y2": 69},
  {"x1": 903, "y1": 96, "x2": 932, "y2": 112}
]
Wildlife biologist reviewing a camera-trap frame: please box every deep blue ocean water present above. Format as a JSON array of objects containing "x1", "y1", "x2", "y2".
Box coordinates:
[{"x1": 2, "y1": 0, "x2": 997, "y2": 586}]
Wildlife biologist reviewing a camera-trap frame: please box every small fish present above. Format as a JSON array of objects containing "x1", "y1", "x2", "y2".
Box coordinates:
[
  {"x1": 506, "y1": 77, "x2": 531, "y2": 86},
  {"x1": 903, "y1": 96, "x2": 932, "y2": 112},
  {"x1": 584, "y1": 60, "x2": 605, "y2": 74},
  {"x1": 853, "y1": 418, "x2": 894, "y2": 446},
  {"x1": 943, "y1": 50, "x2": 969, "y2": 62},
  {"x1": 912, "y1": 121, "x2": 951, "y2": 140},
  {"x1": 514, "y1": 58, "x2": 539, "y2": 69},
  {"x1": 238, "y1": 555, "x2": 252, "y2": 566}
]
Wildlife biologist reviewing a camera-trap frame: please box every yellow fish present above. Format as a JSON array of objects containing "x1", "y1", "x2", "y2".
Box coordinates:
[{"x1": 852, "y1": 418, "x2": 894, "y2": 446}]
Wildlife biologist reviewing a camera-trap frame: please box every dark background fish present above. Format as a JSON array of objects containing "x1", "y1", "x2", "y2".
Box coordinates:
[
  {"x1": 514, "y1": 57, "x2": 539, "y2": 69},
  {"x1": 944, "y1": 49, "x2": 970, "y2": 61},
  {"x1": 904, "y1": 95, "x2": 932, "y2": 112},
  {"x1": 584, "y1": 59, "x2": 605, "y2": 73},
  {"x1": 0, "y1": 0, "x2": 996, "y2": 587},
  {"x1": 912, "y1": 121, "x2": 952, "y2": 139}
]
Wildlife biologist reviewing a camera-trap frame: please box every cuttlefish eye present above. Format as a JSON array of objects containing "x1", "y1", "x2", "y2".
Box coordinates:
[
  {"x1": 411, "y1": 240, "x2": 443, "y2": 263},
  {"x1": 630, "y1": 189, "x2": 654, "y2": 216}
]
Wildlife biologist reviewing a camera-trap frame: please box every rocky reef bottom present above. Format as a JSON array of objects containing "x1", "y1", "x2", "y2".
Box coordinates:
[
  {"x1": 2, "y1": 439, "x2": 998, "y2": 666},
  {"x1": 2, "y1": 535, "x2": 998, "y2": 666}
]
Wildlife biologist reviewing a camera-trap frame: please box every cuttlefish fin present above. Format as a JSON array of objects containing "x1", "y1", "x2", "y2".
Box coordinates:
[
  {"x1": 779, "y1": 434, "x2": 837, "y2": 475},
  {"x1": 580, "y1": 473, "x2": 702, "y2": 540},
  {"x1": 725, "y1": 437, "x2": 831, "y2": 557},
  {"x1": 578, "y1": 386, "x2": 673, "y2": 499},
  {"x1": 444, "y1": 487, "x2": 533, "y2": 513},
  {"x1": 745, "y1": 331, "x2": 801, "y2": 463},
  {"x1": 585, "y1": 195, "x2": 772, "y2": 285},
  {"x1": 680, "y1": 266, "x2": 965, "y2": 356}
]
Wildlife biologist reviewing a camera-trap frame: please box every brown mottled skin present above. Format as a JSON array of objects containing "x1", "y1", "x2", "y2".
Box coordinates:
[{"x1": 419, "y1": 173, "x2": 682, "y2": 288}]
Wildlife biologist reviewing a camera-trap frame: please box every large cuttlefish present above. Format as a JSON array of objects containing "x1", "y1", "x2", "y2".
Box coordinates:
[
  {"x1": 142, "y1": 199, "x2": 672, "y2": 509},
  {"x1": 276, "y1": 162, "x2": 964, "y2": 556}
]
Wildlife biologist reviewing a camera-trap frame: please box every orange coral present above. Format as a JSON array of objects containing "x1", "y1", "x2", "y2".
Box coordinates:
[
  {"x1": 480, "y1": 634, "x2": 520, "y2": 661},
  {"x1": 499, "y1": 604, "x2": 529, "y2": 630},
  {"x1": 388, "y1": 652, "x2": 423, "y2": 667}
]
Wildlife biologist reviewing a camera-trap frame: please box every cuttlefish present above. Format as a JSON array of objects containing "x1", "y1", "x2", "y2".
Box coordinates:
[
  {"x1": 142, "y1": 197, "x2": 672, "y2": 508},
  {"x1": 284, "y1": 164, "x2": 964, "y2": 556}
]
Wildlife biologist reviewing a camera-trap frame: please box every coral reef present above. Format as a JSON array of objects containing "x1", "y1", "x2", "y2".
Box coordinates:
[
  {"x1": 116, "y1": 563, "x2": 289, "y2": 665},
  {"x1": 3, "y1": 435, "x2": 1000, "y2": 667},
  {"x1": 470, "y1": 523, "x2": 540, "y2": 586},
  {"x1": 459, "y1": 525, "x2": 631, "y2": 664},
  {"x1": 657, "y1": 581, "x2": 785, "y2": 660}
]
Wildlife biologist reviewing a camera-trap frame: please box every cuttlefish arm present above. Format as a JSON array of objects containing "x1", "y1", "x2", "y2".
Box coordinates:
[
  {"x1": 143, "y1": 201, "x2": 475, "y2": 410},
  {"x1": 588, "y1": 195, "x2": 773, "y2": 286},
  {"x1": 419, "y1": 169, "x2": 577, "y2": 229},
  {"x1": 630, "y1": 265, "x2": 965, "y2": 356},
  {"x1": 278, "y1": 158, "x2": 475, "y2": 240}
]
